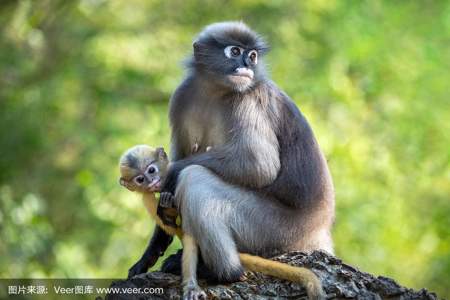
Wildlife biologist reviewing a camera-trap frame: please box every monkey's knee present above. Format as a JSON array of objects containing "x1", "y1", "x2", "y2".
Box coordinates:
[
  {"x1": 175, "y1": 165, "x2": 206, "y2": 194},
  {"x1": 177, "y1": 165, "x2": 210, "y2": 189},
  {"x1": 175, "y1": 164, "x2": 215, "y2": 212}
]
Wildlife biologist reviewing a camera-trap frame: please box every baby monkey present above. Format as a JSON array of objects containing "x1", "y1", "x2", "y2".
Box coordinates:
[
  {"x1": 119, "y1": 145, "x2": 325, "y2": 300},
  {"x1": 119, "y1": 145, "x2": 181, "y2": 235}
]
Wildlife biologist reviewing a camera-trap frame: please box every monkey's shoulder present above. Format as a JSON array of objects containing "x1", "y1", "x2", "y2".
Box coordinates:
[
  {"x1": 248, "y1": 80, "x2": 311, "y2": 132},
  {"x1": 265, "y1": 82, "x2": 313, "y2": 128},
  {"x1": 168, "y1": 77, "x2": 195, "y2": 119}
]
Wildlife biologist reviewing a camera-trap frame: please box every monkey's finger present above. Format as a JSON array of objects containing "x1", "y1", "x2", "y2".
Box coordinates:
[{"x1": 160, "y1": 192, "x2": 175, "y2": 208}]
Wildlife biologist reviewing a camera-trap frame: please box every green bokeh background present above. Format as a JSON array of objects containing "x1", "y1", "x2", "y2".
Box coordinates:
[{"x1": 0, "y1": 0, "x2": 449, "y2": 297}]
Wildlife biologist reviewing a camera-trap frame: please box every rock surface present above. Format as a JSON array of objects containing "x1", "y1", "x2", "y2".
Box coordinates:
[{"x1": 105, "y1": 251, "x2": 440, "y2": 300}]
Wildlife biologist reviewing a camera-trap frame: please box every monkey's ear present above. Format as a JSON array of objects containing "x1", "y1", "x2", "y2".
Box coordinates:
[
  {"x1": 193, "y1": 41, "x2": 200, "y2": 51},
  {"x1": 155, "y1": 147, "x2": 168, "y2": 161},
  {"x1": 193, "y1": 41, "x2": 206, "y2": 55},
  {"x1": 119, "y1": 178, "x2": 135, "y2": 191}
]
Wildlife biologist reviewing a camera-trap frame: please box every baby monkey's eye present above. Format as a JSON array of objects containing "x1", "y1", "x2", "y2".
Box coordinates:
[
  {"x1": 147, "y1": 164, "x2": 159, "y2": 174},
  {"x1": 134, "y1": 175, "x2": 145, "y2": 185}
]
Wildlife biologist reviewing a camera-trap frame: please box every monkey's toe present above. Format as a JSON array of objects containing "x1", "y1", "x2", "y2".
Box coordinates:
[
  {"x1": 218, "y1": 266, "x2": 245, "y2": 283},
  {"x1": 239, "y1": 274, "x2": 248, "y2": 281},
  {"x1": 183, "y1": 287, "x2": 206, "y2": 300}
]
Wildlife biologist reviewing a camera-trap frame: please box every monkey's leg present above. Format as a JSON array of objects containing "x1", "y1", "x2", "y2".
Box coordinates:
[
  {"x1": 176, "y1": 165, "x2": 247, "y2": 282},
  {"x1": 182, "y1": 234, "x2": 207, "y2": 300},
  {"x1": 128, "y1": 225, "x2": 173, "y2": 278}
]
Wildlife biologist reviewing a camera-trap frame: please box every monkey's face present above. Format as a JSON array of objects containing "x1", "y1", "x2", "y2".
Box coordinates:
[
  {"x1": 119, "y1": 146, "x2": 169, "y2": 194},
  {"x1": 222, "y1": 45, "x2": 259, "y2": 92},
  {"x1": 121, "y1": 162, "x2": 163, "y2": 193},
  {"x1": 194, "y1": 43, "x2": 264, "y2": 92},
  {"x1": 191, "y1": 22, "x2": 269, "y2": 92}
]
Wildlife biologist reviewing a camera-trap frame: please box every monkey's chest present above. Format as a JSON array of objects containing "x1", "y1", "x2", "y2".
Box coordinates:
[{"x1": 185, "y1": 111, "x2": 228, "y2": 152}]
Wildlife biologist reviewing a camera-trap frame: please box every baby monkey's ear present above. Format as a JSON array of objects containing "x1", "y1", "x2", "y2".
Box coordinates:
[
  {"x1": 119, "y1": 177, "x2": 135, "y2": 191},
  {"x1": 155, "y1": 146, "x2": 168, "y2": 161}
]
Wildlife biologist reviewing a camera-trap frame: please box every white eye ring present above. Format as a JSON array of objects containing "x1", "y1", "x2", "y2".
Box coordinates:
[
  {"x1": 134, "y1": 175, "x2": 145, "y2": 185},
  {"x1": 224, "y1": 46, "x2": 244, "y2": 58},
  {"x1": 248, "y1": 50, "x2": 258, "y2": 65},
  {"x1": 146, "y1": 164, "x2": 159, "y2": 174}
]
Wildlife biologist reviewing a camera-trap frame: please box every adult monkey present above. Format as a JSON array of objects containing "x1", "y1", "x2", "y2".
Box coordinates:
[{"x1": 131, "y1": 21, "x2": 334, "y2": 298}]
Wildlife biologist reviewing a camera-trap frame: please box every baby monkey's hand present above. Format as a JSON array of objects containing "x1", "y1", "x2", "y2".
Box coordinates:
[{"x1": 159, "y1": 192, "x2": 176, "y2": 208}]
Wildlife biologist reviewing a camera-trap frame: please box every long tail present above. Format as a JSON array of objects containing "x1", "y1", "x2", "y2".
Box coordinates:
[{"x1": 239, "y1": 253, "x2": 325, "y2": 300}]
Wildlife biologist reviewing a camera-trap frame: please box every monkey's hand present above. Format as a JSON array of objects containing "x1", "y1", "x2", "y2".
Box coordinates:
[{"x1": 159, "y1": 192, "x2": 176, "y2": 208}]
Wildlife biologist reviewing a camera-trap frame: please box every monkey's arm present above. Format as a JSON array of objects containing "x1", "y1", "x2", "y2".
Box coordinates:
[
  {"x1": 162, "y1": 141, "x2": 280, "y2": 196},
  {"x1": 127, "y1": 226, "x2": 173, "y2": 278},
  {"x1": 262, "y1": 97, "x2": 332, "y2": 209}
]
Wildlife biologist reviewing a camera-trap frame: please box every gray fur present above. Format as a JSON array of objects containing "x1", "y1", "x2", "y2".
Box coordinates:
[
  {"x1": 125, "y1": 153, "x2": 139, "y2": 170},
  {"x1": 163, "y1": 21, "x2": 334, "y2": 283}
]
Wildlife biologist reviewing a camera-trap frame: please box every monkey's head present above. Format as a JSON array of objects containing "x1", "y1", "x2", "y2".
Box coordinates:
[
  {"x1": 189, "y1": 21, "x2": 269, "y2": 92},
  {"x1": 119, "y1": 145, "x2": 169, "y2": 194}
]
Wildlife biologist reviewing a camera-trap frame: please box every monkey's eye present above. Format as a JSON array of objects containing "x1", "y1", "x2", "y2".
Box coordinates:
[
  {"x1": 147, "y1": 164, "x2": 159, "y2": 174},
  {"x1": 224, "y1": 46, "x2": 243, "y2": 58},
  {"x1": 134, "y1": 175, "x2": 145, "y2": 185},
  {"x1": 231, "y1": 47, "x2": 241, "y2": 56}
]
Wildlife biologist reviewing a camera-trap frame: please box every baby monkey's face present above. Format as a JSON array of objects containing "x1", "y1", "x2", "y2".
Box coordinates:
[
  {"x1": 129, "y1": 161, "x2": 163, "y2": 193},
  {"x1": 119, "y1": 145, "x2": 169, "y2": 194}
]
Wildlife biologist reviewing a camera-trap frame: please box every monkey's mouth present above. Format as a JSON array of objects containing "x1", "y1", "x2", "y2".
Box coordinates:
[
  {"x1": 231, "y1": 68, "x2": 254, "y2": 80},
  {"x1": 146, "y1": 178, "x2": 161, "y2": 192}
]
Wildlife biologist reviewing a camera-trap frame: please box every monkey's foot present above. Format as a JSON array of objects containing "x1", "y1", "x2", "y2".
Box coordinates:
[
  {"x1": 127, "y1": 255, "x2": 158, "y2": 279},
  {"x1": 183, "y1": 285, "x2": 206, "y2": 300},
  {"x1": 127, "y1": 260, "x2": 149, "y2": 279}
]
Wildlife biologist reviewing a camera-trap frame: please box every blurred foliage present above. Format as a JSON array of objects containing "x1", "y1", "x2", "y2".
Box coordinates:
[{"x1": 0, "y1": 0, "x2": 449, "y2": 297}]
